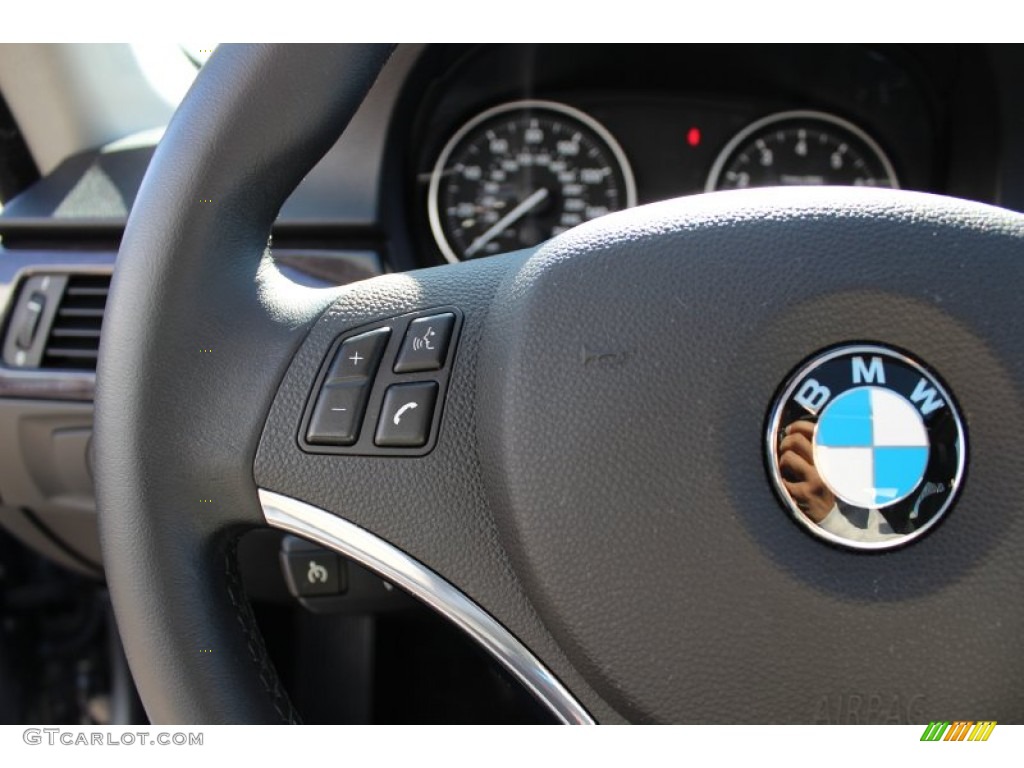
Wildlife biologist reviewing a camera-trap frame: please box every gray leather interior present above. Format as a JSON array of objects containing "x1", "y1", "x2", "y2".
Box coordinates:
[{"x1": 96, "y1": 42, "x2": 1024, "y2": 724}]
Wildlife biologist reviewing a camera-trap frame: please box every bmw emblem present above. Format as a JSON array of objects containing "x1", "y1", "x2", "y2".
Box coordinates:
[{"x1": 767, "y1": 345, "x2": 966, "y2": 550}]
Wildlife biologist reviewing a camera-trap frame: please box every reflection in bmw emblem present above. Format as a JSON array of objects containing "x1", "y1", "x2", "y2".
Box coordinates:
[{"x1": 767, "y1": 345, "x2": 966, "y2": 550}]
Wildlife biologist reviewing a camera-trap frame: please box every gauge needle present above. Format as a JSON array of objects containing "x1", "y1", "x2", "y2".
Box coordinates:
[{"x1": 464, "y1": 187, "x2": 549, "y2": 258}]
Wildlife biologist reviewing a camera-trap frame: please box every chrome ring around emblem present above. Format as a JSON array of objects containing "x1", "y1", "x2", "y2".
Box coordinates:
[{"x1": 766, "y1": 345, "x2": 966, "y2": 551}]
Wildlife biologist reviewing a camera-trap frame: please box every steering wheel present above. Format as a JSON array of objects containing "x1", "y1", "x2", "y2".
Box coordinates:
[{"x1": 94, "y1": 44, "x2": 1024, "y2": 724}]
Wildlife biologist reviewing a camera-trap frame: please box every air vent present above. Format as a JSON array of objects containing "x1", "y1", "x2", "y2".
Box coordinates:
[{"x1": 41, "y1": 274, "x2": 110, "y2": 371}]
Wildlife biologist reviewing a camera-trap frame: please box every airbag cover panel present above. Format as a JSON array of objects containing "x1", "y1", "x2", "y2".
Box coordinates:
[{"x1": 477, "y1": 188, "x2": 1024, "y2": 723}]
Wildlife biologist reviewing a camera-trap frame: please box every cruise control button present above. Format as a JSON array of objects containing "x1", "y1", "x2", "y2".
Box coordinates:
[
  {"x1": 281, "y1": 550, "x2": 344, "y2": 597},
  {"x1": 306, "y1": 382, "x2": 369, "y2": 445},
  {"x1": 375, "y1": 382, "x2": 438, "y2": 447},
  {"x1": 326, "y1": 327, "x2": 390, "y2": 382},
  {"x1": 394, "y1": 314, "x2": 454, "y2": 373}
]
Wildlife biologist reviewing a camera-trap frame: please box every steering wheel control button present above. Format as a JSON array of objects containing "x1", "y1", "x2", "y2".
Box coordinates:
[
  {"x1": 281, "y1": 549, "x2": 345, "y2": 597},
  {"x1": 326, "y1": 327, "x2": 390, "y2": 382},
  {"x1": 394, "y1": 313, "x2": 455, "y2": 373},
  {"x1": 375, "y1": 382, "x2": 439, "y2": 447},
  {"x1": 767, "y1": 345, "x2": 966, "y2": 551},
  {"x1": 306, "y1": 383, "x2": 370, "y2": 445},
  {"x1": 299, "y1": 310, "x2": 461, "y2": 456}
]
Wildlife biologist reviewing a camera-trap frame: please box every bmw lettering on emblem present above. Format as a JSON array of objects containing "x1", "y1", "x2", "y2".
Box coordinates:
[{"x1": 767, "y1": 345, "x2": 966, "y2": 550}]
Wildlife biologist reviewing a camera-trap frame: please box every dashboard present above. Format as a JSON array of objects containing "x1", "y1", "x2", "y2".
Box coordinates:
[
  {"x1": 403, "y1": 44, "x2": 1002, "y2": 265},
  {"x1": 0, "y1": 43, "x2": 1021, "y2": 724},
  {"x1": 0, "y1": 42, "x2": 1013, "y2": 575}
]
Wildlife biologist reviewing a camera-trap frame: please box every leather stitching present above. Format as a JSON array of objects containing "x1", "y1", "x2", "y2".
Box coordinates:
[{"x1": 224, "y1": 537, "x2": 301, "y2": 725}]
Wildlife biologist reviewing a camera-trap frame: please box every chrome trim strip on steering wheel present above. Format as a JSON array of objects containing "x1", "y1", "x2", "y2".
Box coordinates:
[{"x1": 258, "y1": 488, "x2": 595, "y2": 725}]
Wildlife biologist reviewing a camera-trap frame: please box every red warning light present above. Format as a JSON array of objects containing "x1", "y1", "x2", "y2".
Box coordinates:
[{"x1": 686, "y1": 127, "x2": 701, "y2": 147}]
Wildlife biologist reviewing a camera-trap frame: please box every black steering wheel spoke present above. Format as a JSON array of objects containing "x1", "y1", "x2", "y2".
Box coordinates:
[{"x1": 252, "y1": 257, "x2": 604, "y2": 724}]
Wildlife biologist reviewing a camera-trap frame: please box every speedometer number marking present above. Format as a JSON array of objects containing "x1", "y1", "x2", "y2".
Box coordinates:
[{"x1": 428, "y1": 101, "x2": 636, "y2": 263}]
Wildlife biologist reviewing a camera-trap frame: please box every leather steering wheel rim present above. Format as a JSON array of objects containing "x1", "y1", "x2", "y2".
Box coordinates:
[
  {"x1": 95, "y1": 44, "x2": 396, "y2": 724},
  {"x1": 96, "y1": 44, "x2": 1024, "y2": 725}
]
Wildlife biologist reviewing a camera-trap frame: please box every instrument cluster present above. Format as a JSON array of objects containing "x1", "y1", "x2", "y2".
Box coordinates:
[{"x1": 410, "y1": 45, "x2": 944, "y2": 264}]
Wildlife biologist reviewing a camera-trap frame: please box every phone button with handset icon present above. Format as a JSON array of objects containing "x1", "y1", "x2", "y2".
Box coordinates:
[
  {"x1": 299, "y1": 307, "x2": 462, "y2": 456},
  {"x1": 375, "y1": 381, "x2": 439, "y2": 447}
]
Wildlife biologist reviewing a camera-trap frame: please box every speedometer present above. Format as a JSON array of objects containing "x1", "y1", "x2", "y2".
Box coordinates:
[
  {"x1": 427, "y1": 100, "x2": 636, "y2": 263},
  {"x1": 705, "y1": 110, "x2": 899, "y2": 192}
]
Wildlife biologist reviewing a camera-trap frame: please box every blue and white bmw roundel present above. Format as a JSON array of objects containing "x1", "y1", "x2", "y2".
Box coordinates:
[
  {"x1": 768, "y1": 344, "x2": 966, "y2": 551},
  {"x1": 813, "y1": 386, "x2": 929, "y2": 508}
]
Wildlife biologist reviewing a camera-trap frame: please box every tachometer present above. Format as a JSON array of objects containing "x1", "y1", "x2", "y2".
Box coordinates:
[
  {"x1": 427, "y1": 100, "x2": 636, "y2": 263},
  {"x1": 706, "y1": 110, "x2": 898, "y2": 192}
]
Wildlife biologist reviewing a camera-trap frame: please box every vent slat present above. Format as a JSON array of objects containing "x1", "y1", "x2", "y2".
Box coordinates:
[
  {"x1": 49, "y1": 328, "x2": 103, "y2": 339},
  {"x1": 41, "y1": 273, "x2": 111, "y2": 371},
  {"x1": 43, "y1": 348, "x2": 99, "y2": 359}
]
